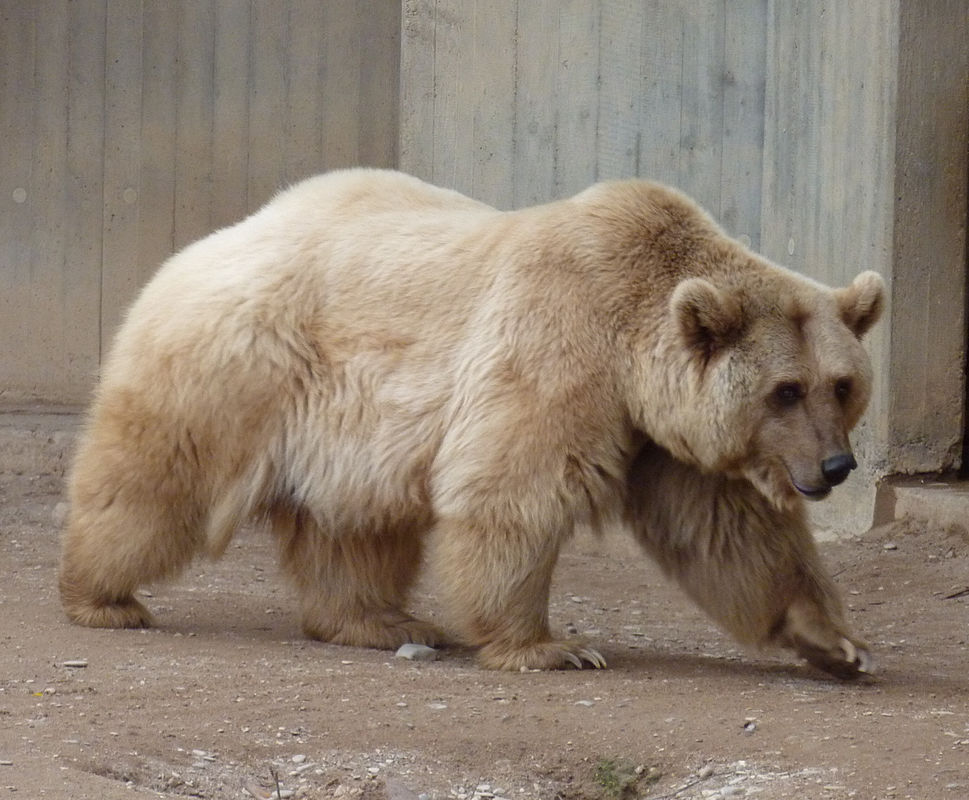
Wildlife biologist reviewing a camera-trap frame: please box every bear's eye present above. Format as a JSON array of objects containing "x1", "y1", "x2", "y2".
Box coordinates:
[
  {"x1": 773, "y1": 382, "x2": 803, "y2": 407},
  {"x1": 834, "y1": 377, "x2": 852, "y2": 402}
]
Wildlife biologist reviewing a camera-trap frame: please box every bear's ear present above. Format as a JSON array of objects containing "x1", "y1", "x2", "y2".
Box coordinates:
[
  {"x1": 835, "y1": 270, "x2": 885, "y2": 339},
  {"x1": 670, "y1": 278, "x2": 745, "y2": 357}
]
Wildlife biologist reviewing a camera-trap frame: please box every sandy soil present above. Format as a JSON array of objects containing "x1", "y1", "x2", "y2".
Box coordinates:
[{"x1": 1, "y1": 469, "x2": 967, "y2": 800}]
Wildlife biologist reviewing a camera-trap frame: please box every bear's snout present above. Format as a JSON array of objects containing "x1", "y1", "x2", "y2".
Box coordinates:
[{"x1": 820, "y1": 453, "x2": 857, "y2": 487}]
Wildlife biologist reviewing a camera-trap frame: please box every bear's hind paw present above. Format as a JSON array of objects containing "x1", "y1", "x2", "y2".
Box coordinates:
[
  {"x1": 303, "y1": 611, "x2": 447, "y2": 651},
  {"x1": 478, "y1": 640, "x2": 607, "y2": 671},
  {"x1": 63, "y1": 596, "x2": 154, "y2": 629}
]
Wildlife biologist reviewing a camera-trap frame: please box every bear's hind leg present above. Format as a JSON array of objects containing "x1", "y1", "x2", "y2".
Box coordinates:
[
  {"x1": 273, "y1": 511, "x2": 445, "y2": 650},
  {"x1": 60, "y1": 432, "x2": 204, "y2": 629},
  {"x1": 626, "y1": 445, "x2": 871, "y2": 679},
  {"x1": 432, "y1": 516, "x2": 606, "y2": 671}
]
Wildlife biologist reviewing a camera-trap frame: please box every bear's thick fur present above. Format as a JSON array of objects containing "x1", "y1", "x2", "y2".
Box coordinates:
[{"x1": 59, "y1": 169, "x2": 884, "y2": 677}]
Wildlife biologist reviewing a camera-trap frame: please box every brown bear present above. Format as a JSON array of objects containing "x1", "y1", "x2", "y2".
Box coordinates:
[{"x1": 59, "y1": 169, "x2": 884, "y2": 677}]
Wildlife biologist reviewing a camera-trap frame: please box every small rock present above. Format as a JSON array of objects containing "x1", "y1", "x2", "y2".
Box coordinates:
[
  {"x1": 291, "y1": 754, "x2": 306, "y2": 764},
  {"x1": 395, "y1": 643, "x2": 439, "y2": 662},
  {"x1": 883, "y1": 542, "x2": 898, "y2": 551},
  {"x1": 386, "y1": 779, "x2": 421, "y2": 800},
  {"x1": 427, "y1": 702, "x2": 448, "y2": 710},
  {"x1": 61, "y1": 660, "x2": 88, "y2": 669},
  {"x1": 742, "y1": 719, "x2": 757, "y2": 734},
  {"x1": 574, "y1": 700, "x2": 595, "y2": 707},
  {"x1": 698, "y1": 764, "x2": 714, "y2": 779},
  {"x1": 52, "y1": 502, "x2": 69, "y2": 528}
]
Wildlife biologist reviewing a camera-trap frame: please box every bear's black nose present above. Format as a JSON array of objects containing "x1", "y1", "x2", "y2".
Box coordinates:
[{"x1": 821, "y1": 453, "x2": 857, "y2": 486}]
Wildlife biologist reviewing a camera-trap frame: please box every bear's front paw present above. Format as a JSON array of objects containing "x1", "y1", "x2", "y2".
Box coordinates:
[
  {"x1": 477, "y1": 639, "x2": 607, "y2": 671},
  {"x1": 794, "y1": 635, "x2": 873, "y2": 680}
]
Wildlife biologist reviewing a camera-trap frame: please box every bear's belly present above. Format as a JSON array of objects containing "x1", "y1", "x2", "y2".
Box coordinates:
[{"x1": 272, "y1": 391, "x2": 444, "y2": 539}]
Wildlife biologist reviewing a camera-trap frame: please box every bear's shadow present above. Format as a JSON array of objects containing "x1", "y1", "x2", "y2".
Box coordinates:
[{"x1": 137, "y1": 605, "x2": 879, "y2": 686}]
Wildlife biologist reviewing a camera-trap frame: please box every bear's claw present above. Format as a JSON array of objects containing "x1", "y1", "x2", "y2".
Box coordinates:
[
  {"x1": 478, "y1": 640, "x2": 607, "y2": 671},
  {"x1": 564, "y1": 648, "x2": 607, "y2": 670},
  {"x1": 796, "y1": 635, "x2": 874, "y2": 680},
  {"x1": 574, "y1": 647, "x2": 608, "y2": 669}
]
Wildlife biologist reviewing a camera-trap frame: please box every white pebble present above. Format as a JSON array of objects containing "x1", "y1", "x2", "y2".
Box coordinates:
[
  {"x1": 52, "y1": 502, "x2": 69, "y2": 528},
  {"x1": 61, "y1": 660, "x2": 88, "y2": 669},
  {"x1": 291, "y1": 754, "x2": 306, "y2": 764},
  {"x1": 395, "y1": 643, "x2": 439, "y2": 662}
]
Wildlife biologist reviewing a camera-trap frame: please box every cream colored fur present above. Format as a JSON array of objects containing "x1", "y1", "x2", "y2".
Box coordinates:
[{"x1": 59, "y1": 169, "x2": 884, "y2": 677}]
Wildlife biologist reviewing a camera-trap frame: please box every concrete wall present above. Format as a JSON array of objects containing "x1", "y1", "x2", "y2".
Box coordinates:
[
  {"x1": 401, "y1": 0, "x2": 769, "y2": 246},
  {"x1": 0, "y1": 0, "x2": 400, "y2": 404},
  {"x1": 2, "y1": 1, "x2": 967, "y2": 530}
]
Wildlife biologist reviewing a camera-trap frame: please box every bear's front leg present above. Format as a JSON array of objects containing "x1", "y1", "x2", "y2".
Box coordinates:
[
  {"x1": 626, "y1": 443, "x2": 871, "y2": 679},
  {"x1": 431, "y1": 515, "x2": 606, "y2": 671}
]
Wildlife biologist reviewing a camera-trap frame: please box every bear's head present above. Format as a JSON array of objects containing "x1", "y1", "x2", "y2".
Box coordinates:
[{"x1": 666, "y1": 266, "x2": 885, "y2": 510}]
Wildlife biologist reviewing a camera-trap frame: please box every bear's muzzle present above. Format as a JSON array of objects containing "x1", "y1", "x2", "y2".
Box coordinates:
[{"x1": 820, "y1": 452, "x2": 857, "y2": 487}]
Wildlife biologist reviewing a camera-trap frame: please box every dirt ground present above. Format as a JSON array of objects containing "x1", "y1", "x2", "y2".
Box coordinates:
[{"x1": 1, "y1": 467, "x2": 968, "y2": 800}]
